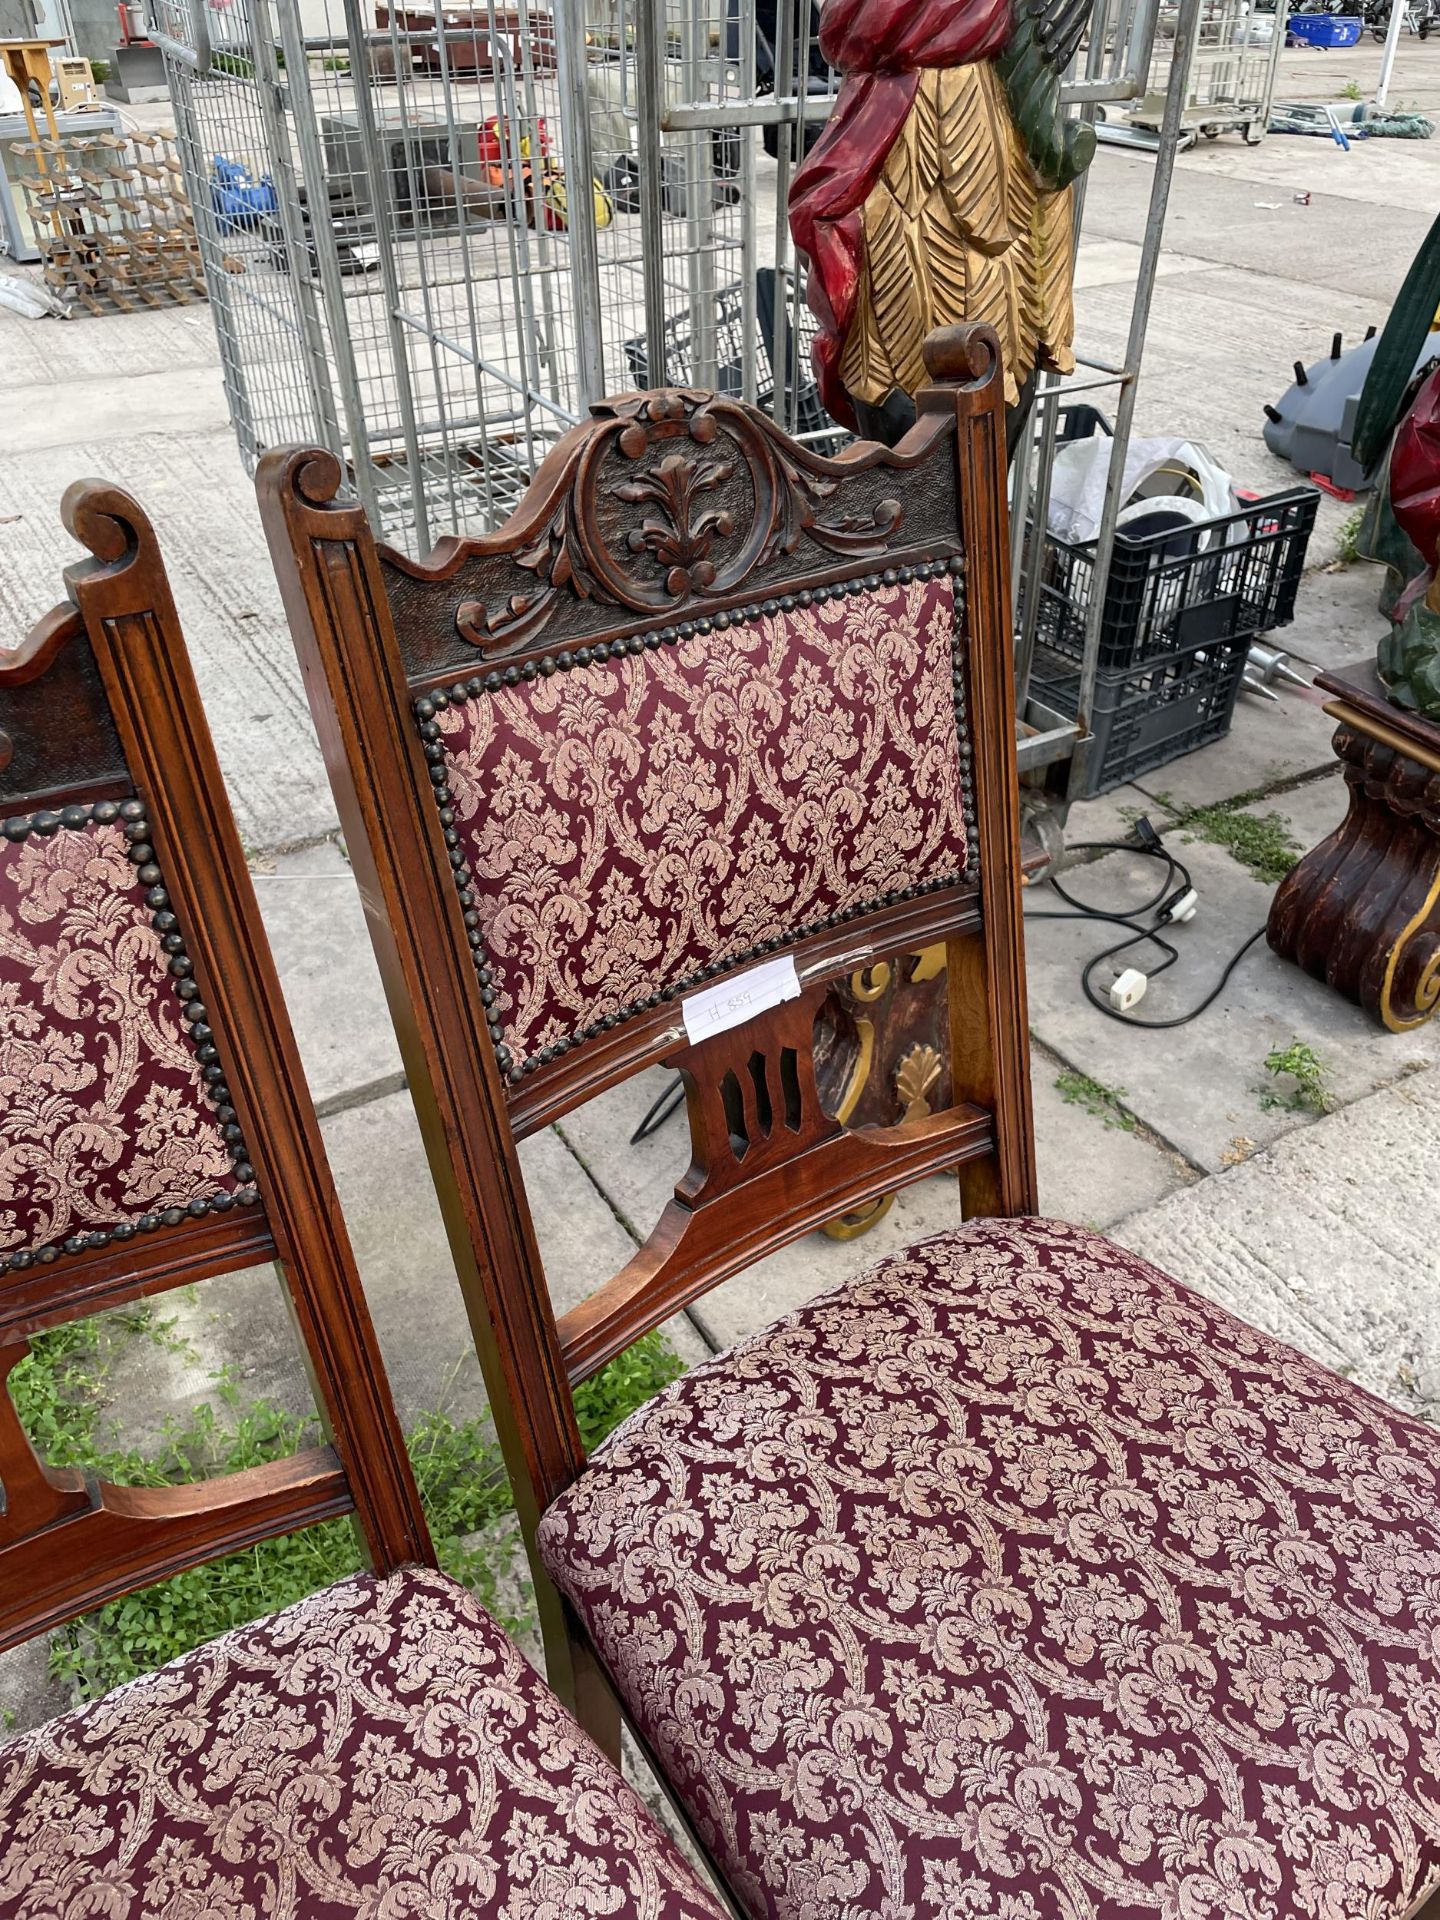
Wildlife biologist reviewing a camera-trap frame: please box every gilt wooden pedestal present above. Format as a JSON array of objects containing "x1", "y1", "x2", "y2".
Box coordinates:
[{"x1": 1268, "y1": 667, "x2": 1440, "y2": 1032}]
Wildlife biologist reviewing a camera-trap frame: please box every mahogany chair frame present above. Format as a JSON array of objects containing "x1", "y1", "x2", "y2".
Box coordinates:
[
  {"x1": 0, "y1": 481, "x2": 432, "y2": 1654},
  {"x1": 259, "y1": 323, "x2": 1037, "y2": 1736}
]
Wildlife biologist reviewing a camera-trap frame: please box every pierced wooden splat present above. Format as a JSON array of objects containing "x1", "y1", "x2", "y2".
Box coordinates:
[{"x1": 555, "y1": 983, "x2": 995, "y2": 1381}]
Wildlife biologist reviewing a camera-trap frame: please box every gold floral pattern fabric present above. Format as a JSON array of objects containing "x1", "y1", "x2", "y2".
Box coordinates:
[
  {"x1": 0, "y1": 820, "x2": 235, "y2": 1260},
  {"x1": 537, "y1": 1218, "x2": 1440, "y2": 1920},
  {"x1": 438, "y1": 574, "x2": 970, "y2": 1068},
  {"x1": 0, "y1": 1566, "x2": 730, "y2": 1920}
]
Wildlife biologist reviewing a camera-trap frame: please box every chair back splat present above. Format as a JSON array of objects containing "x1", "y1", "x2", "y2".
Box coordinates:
[
  {"x1": 258, "y1": 321, "x2": 1036, "y2": 1624},
  {"x1": 0, "y1": 482, "x2": 432, "y2": 1649}
]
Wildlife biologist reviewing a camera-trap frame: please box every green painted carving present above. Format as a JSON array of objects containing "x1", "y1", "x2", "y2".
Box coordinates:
[{"x1": 996, "y1": 0, "x2": 1097, "y2": 190}]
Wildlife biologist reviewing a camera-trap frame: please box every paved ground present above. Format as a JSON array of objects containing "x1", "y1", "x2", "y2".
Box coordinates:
[{"x1": 3, "y1": 39, "x2": 1440, "y2": 1731}]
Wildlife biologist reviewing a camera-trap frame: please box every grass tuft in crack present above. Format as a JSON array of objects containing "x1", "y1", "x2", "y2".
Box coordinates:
[
  {"x1": 1258, "y1": 1039, "x2": 1337, "y2": 1116},
  {"x1": 1336, "y1": 506, "x2": 1365, "y2": 565},
  {"x1": 10, "y1": 1314, "x2": 683, "y2": 1701},
  {"x1": 1180, "y1": 802, "x2": 1302, "y2": 887},
  {"x1": 1055, "y1": 1070, "x2": 1136, "y2": 1132}
]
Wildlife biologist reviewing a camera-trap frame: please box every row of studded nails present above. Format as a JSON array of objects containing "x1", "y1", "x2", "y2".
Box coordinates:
[
  {"x1": 421, "y1": 555, "x2": 967, "y2": 707},
  {"x1": 416, "y1": 556, "x2": 978, "y2": 1085},
  {"x1": 0, "y1": 799, "x2": 259, "y2": 1276}
]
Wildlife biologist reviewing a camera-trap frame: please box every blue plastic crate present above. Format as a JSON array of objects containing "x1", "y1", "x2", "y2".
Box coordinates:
[{"x1": 1286, "y1": 14, "x2": 1363, "y2": 46}]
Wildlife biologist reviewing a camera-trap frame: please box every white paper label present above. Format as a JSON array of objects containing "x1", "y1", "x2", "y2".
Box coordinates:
[{"x1": 682, "y1": 955, "x2": 801, "y2": 1045}]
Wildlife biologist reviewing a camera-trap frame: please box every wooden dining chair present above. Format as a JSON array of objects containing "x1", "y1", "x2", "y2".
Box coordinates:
[
  {"x1": 260, "y1": 326, "x2": 1440, "y2": 1920},
  {"x1": 0, "y1": 482, "x2": 729, "y2": 1920}
]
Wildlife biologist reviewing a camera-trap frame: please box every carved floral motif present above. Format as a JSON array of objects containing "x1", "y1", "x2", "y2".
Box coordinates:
[{"x1": 455, "y1": 391, "x2": 904, "y2": 651}]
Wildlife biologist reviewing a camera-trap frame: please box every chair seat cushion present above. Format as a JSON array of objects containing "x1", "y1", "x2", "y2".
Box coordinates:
[
  {"x1": 536, "y1": 1218, "x2": 1440, "y2": 1920},
  {"x1": 0, "y1": 1564, "x2": 728, "y2": 1919}
]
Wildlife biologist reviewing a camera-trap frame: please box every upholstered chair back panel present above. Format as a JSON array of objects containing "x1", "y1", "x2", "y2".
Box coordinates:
[
  {"x1": 429, "y1": 571, "x2": 973, "y2": 1074},
  {"x1": 0, "y1": 810, "x2": 244, "y2": 1269}
]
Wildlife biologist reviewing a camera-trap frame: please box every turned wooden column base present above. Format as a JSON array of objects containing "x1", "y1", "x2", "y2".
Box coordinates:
[{"x1": 1268, "y1": 669, "x2": 1440, "y2": 1032}]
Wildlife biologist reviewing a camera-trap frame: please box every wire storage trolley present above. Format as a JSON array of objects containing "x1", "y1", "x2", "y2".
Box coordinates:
[
  {"x1": 1116, "y1": 0, "x2": 1284, "y2": 146},
  {"x1": 152, "y1": 0, "x2": 1285, "y2": 813},
  {"x1": 150, "y1": 0, "x2": 1157, "y2": 544},
  {"x1": 146, "y1": 0, "x2": 854, "y2": 552}
]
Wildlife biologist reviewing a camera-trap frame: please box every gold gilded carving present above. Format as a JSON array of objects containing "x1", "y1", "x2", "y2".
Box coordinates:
[
  {"x1": 839, "y1": 65, "x2": 1077, "y2": 414},
  {"x1": 896, "y1": 1043, "x2": 944, "y2": 1122}
]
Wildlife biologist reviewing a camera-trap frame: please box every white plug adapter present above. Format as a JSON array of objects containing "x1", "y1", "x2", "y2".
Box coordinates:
[{"x1": 1109, "y1": 968, "x2": 1148, "y2": 1012}]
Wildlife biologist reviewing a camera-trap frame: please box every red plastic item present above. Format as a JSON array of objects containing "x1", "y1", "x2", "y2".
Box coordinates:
[{"x1": 1307, "y1": 472, "x2": 1358, "y2": 502}]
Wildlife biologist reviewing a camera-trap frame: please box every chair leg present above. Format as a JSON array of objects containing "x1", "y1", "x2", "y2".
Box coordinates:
[
  {"x1": 946, "y1": 929, "x2": 1038, "y2": 1219},
  {"x1": 572, "y1": 1629, "x2": 623, "y2": 1769},
  {"x1": 534, "y1": 1568, "x2": 621, "y2": 1765}
]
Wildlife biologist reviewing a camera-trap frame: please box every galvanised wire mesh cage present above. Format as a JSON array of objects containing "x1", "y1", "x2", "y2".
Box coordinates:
[
  {"x1": 154, "y1": 0, "x2": 1159, "y2": 592},
  {"x1": 152, "y1": 0, "x2": 845, "y2": 553}
]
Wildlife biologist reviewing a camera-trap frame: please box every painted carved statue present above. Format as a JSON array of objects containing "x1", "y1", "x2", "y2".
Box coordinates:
[
  {"x1": 789, "y1": 0, "x2": 1096, "y2": 445},
  {"x1": 1351, "y1": 210, "x2": 1440, "y2": 720}
]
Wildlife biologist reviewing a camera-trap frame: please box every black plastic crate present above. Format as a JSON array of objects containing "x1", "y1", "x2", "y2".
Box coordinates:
[
  {"x1": 1024, "y1": 483, "x2": 1319, "y2": 795},
  {"x1": 1032, "y1": 636, "x2": 1254, "y2": 795},
  {"x1": 624, "y1": 284, "x2": 751, "y2": 399},
  {"x1": 1029, "y1": 486, "x2": 1319, "y2": 675},
  {"x1": 1029, "y1": 487, "x2": 1328, "y2": 675},
  {"x1": 623, "y1": 269, "x2": 851, "y2": 455}
]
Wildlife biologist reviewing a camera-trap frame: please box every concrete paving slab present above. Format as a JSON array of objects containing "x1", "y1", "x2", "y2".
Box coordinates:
[
  {"x1": 1117, "y1": 1066, "x2": 1440, "y2": 1420},
  {"x1": 0, "y1": 303, "x2": 220, "y2": 392},
  {"x1": 0, "y1": 1639, "x2": 71, "y2": 1738},
  {"x1": 251, "y1": 841, "x2": 403, "y2": 1109},
  {"x1": 1062, "y1": 782, "x2": 1179, "y2": 853},
  {"x1": 0, "y1": 364, "x2": 229, "y2": 457},
  {"x1": 1082, "y1": 144, "x2": 1436, "y2": 304},
  {"x1": 1235, "y1": 764, "x2": 1348, "y2": 854},
  {"x1": 91, "y1": 1089, "x2": 707, "y2": 1449},
  {"x1": 1072, "y1": 237, "x2": 1225, "y2": 290},
  {"x1": 1060, "y1": 264, "x2": 1371, "y2": 566},
  {"x1": 0, "y1": 432, "x2": 334, "y2": 854},
  {"x1": 1277, "y1": 561, "x2": 1389, "y2": 678},
  {"x1": 1024, "y1": 834, "x2": 1440, "y2": 1172},
  {"x1": 558, "y1": 1041, "x2": 1195, "y2": 1355},
  {"x1": 1128, "y1": 679, "x2": 1341, "y2": 811},
  {"x1": 99, "y1": 1265, "x2": 314, "y2": 1449},
  {"x1": 321, "y1": 1090, "x2": 709, "y2": 1427}
]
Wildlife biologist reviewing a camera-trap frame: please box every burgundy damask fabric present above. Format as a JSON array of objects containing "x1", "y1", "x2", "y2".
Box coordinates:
[
  {"x1": 438, "y1": 573, "x2": 970, "y2": 1069},
  {"x1": 538, "y1": 1217, "x2": 1440, "y2": 1920},
  {"x1": 0, "y1": 821, "x2": 236, "y2": 1260},
  {"x1": 0, "y1": 1565, "x2": 730, "y2": 1920}
]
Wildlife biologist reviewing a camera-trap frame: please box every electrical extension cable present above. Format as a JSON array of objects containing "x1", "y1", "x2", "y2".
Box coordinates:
[
  {"x1": 631, "y1": 1074, "x2": 686, "y2": 1145},
  {"x1": 633, "y1": 816, "x2": 1261, "y2": 1143},
  {"x1": 1025, "y1": 815, "x2": 1267, "y2": 1028}
]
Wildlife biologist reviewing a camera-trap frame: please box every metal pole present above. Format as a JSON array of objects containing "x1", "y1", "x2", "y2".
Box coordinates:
[
  {"x1": 682, "y1": 0, "x2": 718, "y2": 390},
  {"x1": 1377, "y1": 0, "x2": 1405, "y2": 107},
  {"x1": 786, "y1": 0, "x2": 813, "y2": 430},
  {"x1": 770, "y1": 0, "x2": 796, "y2": 429},
  {"x1": 327, "y1": 0, "x2": 435, "y2": 549},
  {"x1": 555, "y1": 0, "x2": 606, "y2": 403},
  {"x1": 272, "y1": 0, "x2": 391, "y2": 536},
  {"x1": 635, "y1": 0, "x2": 668, "y2": 382},
  {"x1": 1065, "y1": 0, "x2": 1203, "y2": 801},
  {"x1": 1014, "y1": 373, "x2": 1064, "y2": 711},
  {"x1": 739, "y1": 0, "x2": 758, "y2": 403}
]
